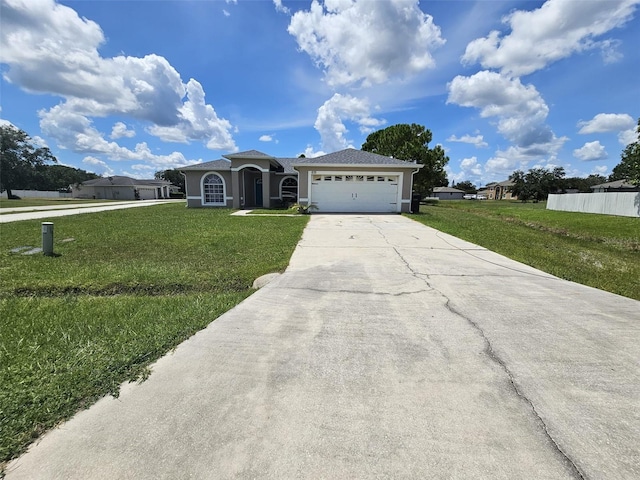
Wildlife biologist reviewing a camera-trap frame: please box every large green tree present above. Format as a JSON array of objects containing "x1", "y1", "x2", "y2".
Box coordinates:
[
  {"x1": 361, "y1": 123, "x2": 449, "y2": 196},
  {"x1": 1, "y1": 125, "x2": 57, "y2": 198},
  {"x1": 155, "y1": 168, "x2": 185, "y2": 192},
  {"x1": 453, "y1": 180, "x2": 477, "y2": 193},
  {"x1": 609, "y1": 117, "x2": 640, "y2": 185},
  {"x1": 509, "y1": 166, "x2": 565, "y2": 202}
]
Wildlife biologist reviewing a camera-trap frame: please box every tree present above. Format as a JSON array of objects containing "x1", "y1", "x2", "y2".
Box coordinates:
[
  {"x1": 1, "y1": 125, "x2": 57, "y2": 198},
  {"x1": 362, "y1": 123, "x2": 449, "y2": 196},
  {"x1": 155, "y1": 168, "x2": 185, "y2": 192},
  {"x1": 454, "y1": 180, "x2": 477, "y2": 193},
  {"x1": 609, "y1": 117, "x2": 640, "y2": 185},
  {"x1": 509, "y1": 166, "x2": 565, "y2": 202}
]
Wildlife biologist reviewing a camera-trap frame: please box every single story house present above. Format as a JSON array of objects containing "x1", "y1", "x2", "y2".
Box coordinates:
[
  {"x1": 181, "y1": 148, "x2": 422, "y2": 213},
  {"x1": 590, "y1": 179, "x2": 639, "y2": 193},
  {"x1": 432, "y1": 186, "x2": 465, "y2": 200},
  {"x1": 73, "y1": 176, "x2": 172, "y2": 200}
]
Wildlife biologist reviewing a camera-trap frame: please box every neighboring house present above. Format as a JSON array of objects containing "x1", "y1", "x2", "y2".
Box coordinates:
[
  {"x1": 181, "y1": 148, "x2": 422, "y2": 213},
  {"x1": 484, "y1": 180, "x2": 517, "y2": 200},
  {"x1": 73, "y1": 176, "x2": 172, "y2": 200},
  {"x1": 590, "y1": 180, "x2": 640, "y2": 193},
  {"x1": 432, "y1": 186, "x2": 465, "y2": 200}
]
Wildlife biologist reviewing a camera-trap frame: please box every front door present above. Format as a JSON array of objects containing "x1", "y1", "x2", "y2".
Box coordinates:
[{"x1": 255, "y1": 178, "x2": 263, "y2": 207}]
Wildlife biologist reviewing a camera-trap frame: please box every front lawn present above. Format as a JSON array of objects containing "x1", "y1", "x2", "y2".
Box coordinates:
[
  {"x1": 407, "y1": 201, "x2": 639, "y2": 300},
  {"x1": 0, "y1": 204, "x2": 308, "y2": 468}
]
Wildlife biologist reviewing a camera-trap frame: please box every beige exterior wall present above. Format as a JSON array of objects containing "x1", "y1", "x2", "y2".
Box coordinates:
[{"x1": 184, "y1": 170, "x2": 233, "y2": 207}]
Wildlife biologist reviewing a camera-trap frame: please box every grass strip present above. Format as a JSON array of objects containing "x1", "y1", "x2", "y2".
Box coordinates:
[
  {"x1": 0, "y1": 204, "x2": 308, "y2": 467},
  {"x1": 407, "y1": 201, "x2": 639, "y2": 300}
]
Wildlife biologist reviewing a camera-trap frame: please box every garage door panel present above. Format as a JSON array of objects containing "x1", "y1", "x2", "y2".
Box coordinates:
[{"x1": 311, "y1": 175, "x2": 399, "y2": 213}]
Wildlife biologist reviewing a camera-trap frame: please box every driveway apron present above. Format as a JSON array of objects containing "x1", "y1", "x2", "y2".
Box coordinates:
[{"x1": 6, "y1": 215, "x2": 640, "y2": 479}]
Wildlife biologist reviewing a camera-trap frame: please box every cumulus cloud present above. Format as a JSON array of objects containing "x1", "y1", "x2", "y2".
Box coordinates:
[
  {"x1": 447, "y1": 134, "x2": 488, "y2": 148},
  {"x1": 462, "y1": 0, "x2": 639, "y2": 76},
  {"x1": 447, "y1": 71, "x2": 556, "y2": 148},
  {"x1": 273, "y1": 0, "x2": 290, "y2": 14},
  {"x1": 573, "y1": 141, "x2": 608, "y2": 161},
  {"x1": 259, "y1": 135, "x2": 273, "y2": 142},
  {"x1": 577, "y1": 113, "x2": 635, "y2": 134},
  {"x1": 83, "y1": 156, "x2": 114, "y2": 176},
  {"x1": 459, "y1": 156, "x2": 483, "y2": 177},
  {"x1": 618, "y1": 128, "x2": 637, "y2": 146},
  {"x1": 591, "y1": 165, "x2": 608, "y2": 175},
  {"x1": 299, "y1": 145, "x2": 327, "y2": 158},
  {"x1": 111, "y1": 122, "x2": 135, "y2": 139},
  {"x1": 288, "y1": 0, "x2": 445, "y2": 87},
  {"x1": 314, "y1": 93, "x2": 385, "y2": 151},
  {"x1": 0, "y1": 0, "x2": 236, "y2": 154},
  {"x1": 40, "y1": 106, "x2": 191, "y2": 169}
]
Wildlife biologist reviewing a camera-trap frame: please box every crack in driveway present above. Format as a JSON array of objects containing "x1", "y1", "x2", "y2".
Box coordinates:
[{"x1": 368, "y1": 219, "x2": 587, "y2": 480}]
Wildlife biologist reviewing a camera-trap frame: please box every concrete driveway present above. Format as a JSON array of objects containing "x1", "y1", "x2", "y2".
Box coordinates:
[
  {"x1": 0, "y1": 199, "x2": 184, "y2": 223},
  {"x1": 6, "y1": 214, "x2": 639, "y2": 479}
]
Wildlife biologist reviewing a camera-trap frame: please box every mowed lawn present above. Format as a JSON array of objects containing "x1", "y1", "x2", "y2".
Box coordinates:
[
  {"x1": 408, "y1": 201, "x2": 639, "y2": 301},
  {"x1": 0, "y1": 204, "x2": 308, "y2": 467}
]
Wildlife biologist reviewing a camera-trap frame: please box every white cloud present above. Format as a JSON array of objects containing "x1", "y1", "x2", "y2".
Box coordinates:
[
  {"x1": 288, "y1": 0, "x2": 445, "y2": 87},
  {"x1": 618, "y1": 128, "x2": 637, "y2": 146},
  {"x1": 0, "y1": 0, "x2": 236, "y2": 151},
  {"x1": 577, "y1": 113, "x2": 635, "y2": 134},
  {"x1": 573, "y1": 141, "x2": 608, "y2": 161},
  {"x1": 314, "y1": 93, "x2": 385, "y2": 151},
  {"x1": 461, "y1": 0, "x2": 639, "y2": 76},
  {"x1": 223, "y1": 9, "x2": 230, "y2": 17},
  {"x1": 273, "y1": 0, "x2": 290, "y2": 15},
  {"x1": 299, "y1": 145, "x2": 327, "y2": 158},
  {"x1": 110, "y1": 122, "x2": 135, "y2": 139},
  {"x1": 146, "y1": 79, "x2": 236, "y2": 151},
  {"x1": 459, "y1": 156, "x2": 483, "y2": 177},
  {"x1": 447, "y1": 71, "x2": 556, "y2": 148},
  {"x1": 83, "y1": 156, "x2": 114, "y2": 176},
  {"x1": 447, "y1": 134, "x2": 488, "y2": 148},
  {"x1": 591, "y1": 165, "x2": 608, "y2": 175},
  {"x1": 40, "y1": 106, "x2": 191, "y2": 170},
  {"x1": 259, "y1": 135, "x2": 273, "y2": 142}
]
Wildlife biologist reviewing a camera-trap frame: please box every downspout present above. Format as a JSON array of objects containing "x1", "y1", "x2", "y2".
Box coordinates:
[{"x1": 179, "y1": 171, "x2": 187, "y2": 207}]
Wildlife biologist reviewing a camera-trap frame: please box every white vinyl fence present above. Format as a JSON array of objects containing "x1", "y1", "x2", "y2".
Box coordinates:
[
  {"x1": 547, "y1": 192, "x2": 640, "y2": 217},
  {"x1": 0, "y1": 190, "x2": 72, "y2": 199}
]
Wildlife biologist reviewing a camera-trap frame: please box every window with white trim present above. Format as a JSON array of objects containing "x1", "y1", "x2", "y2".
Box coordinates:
[
  {"x1": 203, "y1": 173, "x2": 225, "y2": 204},
  {"x1": 281, "y1": 177, "x2": 298, "y2": 201}
]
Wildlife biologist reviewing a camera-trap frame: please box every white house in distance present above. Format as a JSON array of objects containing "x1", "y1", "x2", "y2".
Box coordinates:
[
  {"x1": 180, "y1": 148, "x2": 422, "y2": 213},
  {"x1": 73, "y1": 176, "x2": 171, "y2": 200}
]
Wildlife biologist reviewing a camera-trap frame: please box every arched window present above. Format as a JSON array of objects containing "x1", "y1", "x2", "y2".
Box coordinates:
[
  {"x1": 203, "y1": 173, "x2": 225, "y2": 205},
  {"x1": 280, "y1": 177, "x2": 298, "y2": 202}
]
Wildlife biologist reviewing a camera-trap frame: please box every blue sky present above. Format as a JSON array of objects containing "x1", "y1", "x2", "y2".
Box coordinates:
[{"x1": 1, "y1": 0, "x2": 639, "y2": 187}]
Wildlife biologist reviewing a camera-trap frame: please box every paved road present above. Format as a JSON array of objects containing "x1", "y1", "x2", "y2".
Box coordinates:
[
  {"x1": 6, "y1": 215, "x2": 640, "y2": 479},
  {"x1": 0, "y1": 200, "x2": 184, "y2": 223}
]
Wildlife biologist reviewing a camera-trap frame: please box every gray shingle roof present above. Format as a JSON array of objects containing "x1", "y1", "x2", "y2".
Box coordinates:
[
  {"x1": 274, "y1": 158, "x2": 299, "y2": 174},
  {"x1": 433, "y1": 187, "x2": 464, "y2": 193},
  {"x1": 223, "y1": 150, "x2": 274, "y2": 160},
  {"x1": 179, "y1": 159, "x2": 231, "y2": 171},
  {"x1": 81, "y1": 176, "x2": 170, "y2": 186},
  {"x1": 590, "y1": 179, "x2": 638, "y2": 190},
  {"x1": 294, "y1": 148, "x2": 419, "y2": 166}
]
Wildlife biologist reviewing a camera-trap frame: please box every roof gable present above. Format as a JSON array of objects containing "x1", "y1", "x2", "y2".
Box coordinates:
[{"x1": 223, "y1": 150, "x2": 275, "y2": 160}]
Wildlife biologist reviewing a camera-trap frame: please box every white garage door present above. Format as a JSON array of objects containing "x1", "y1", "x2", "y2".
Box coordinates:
[{"x1": 310, "y1": 174, "x2": 399, "y2": 212}]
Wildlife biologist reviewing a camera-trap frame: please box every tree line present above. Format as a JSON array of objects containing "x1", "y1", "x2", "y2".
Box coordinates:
[{"x1": 1, "y1": 125, "x2": 98, "y2": 198}]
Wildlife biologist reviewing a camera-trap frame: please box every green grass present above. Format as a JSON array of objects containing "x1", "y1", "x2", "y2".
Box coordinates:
[
  {"x1": 0, "y1": 198, "x2": 116, "y2": 210},
  {"x1": 407, "y1": 201, "x2": 639, "y2": 300},
  {"x1": 0, "y1": 204, "x2": 308, "y2": 467}
]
